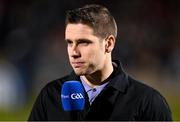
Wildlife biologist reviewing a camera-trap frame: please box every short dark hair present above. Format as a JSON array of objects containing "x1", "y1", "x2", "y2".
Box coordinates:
[{"x1": 65, "y1": 4, "x2": 117, "y2": 39}]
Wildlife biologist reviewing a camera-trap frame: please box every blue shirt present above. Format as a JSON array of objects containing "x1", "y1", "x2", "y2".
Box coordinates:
[{"x1": 80, "y1": 76, "x2": 109, "y2": 105}]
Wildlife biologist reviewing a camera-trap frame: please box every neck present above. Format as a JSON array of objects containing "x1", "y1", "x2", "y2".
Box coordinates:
[{"x1": 81, "y1": 59, "x2": 113, "y2": 88}]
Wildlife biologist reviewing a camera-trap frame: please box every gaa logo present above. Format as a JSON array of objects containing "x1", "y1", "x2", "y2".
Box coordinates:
[{"x1": 71, "y1": 93, "x2": 84, "y2": 99}]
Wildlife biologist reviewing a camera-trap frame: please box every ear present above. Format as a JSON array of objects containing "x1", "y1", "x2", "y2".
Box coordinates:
[{"x1": 105, "y1": 35, "x2": 116, "y2": 53}]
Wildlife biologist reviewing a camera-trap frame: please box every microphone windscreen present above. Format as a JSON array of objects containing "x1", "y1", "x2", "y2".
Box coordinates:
[{"x1": 61, "y1": 81, "x2": 85, "y2": 111}]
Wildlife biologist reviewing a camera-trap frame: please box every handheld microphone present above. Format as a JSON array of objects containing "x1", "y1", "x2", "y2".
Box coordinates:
[{"x1": 61, "y1": 81, "x2": 85, "y2": 111}]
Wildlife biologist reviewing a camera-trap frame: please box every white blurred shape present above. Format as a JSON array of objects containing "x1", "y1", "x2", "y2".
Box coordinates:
[{"x1": 0, "y1": 59, "x2": 25, "y2": 111}]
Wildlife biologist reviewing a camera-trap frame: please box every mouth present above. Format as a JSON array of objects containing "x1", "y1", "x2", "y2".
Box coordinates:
[{"x1": 71, "y1": 62, "x2": 85, "y2": 68}]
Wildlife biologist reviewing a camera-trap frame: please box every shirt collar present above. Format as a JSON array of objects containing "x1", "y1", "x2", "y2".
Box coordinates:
[{"x1": 80, "y1": 76, "x2": 109, "y2": 93}]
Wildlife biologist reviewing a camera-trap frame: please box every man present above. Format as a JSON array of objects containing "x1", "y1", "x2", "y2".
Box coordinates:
[{"x1": 28, "y1": 4, "x2": 172, "y2": 121}]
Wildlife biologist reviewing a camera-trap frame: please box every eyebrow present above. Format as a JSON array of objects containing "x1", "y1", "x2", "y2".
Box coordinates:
[
  {"x1": 65, "y1": 39, "x2": 71, "y2": 42},
  {"x1": 77, "y1": 39, "x2": 92, "y2": 43},
  {"x1": 65, "y1": 38, "x2": 92, "y2": 43}
]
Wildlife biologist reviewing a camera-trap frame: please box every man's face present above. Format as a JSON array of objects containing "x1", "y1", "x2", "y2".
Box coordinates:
[{"x1": 65, "y1": 23, "x2": 106, "y2": 75}]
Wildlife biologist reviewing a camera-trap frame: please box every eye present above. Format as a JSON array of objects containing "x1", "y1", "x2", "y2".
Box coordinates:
[{"x1": 78, "y1": 39, "x2": 92, "y2": 46}]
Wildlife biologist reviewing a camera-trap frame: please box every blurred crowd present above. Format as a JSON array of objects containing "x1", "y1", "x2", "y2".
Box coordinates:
[{"x1": 0, "y1": 0, "x2": 179, "y2": 111}]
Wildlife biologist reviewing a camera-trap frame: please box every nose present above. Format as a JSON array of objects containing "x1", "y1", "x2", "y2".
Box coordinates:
[{"x1": 69, "y1": 45, "x2": 81, "y2": 58}]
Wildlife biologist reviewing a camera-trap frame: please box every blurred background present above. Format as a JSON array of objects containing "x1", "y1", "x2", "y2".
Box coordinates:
[{"x1": 0, "y1": 0, "x2": 179, "y2": 120}]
